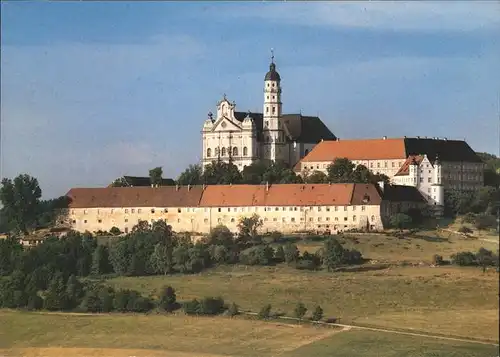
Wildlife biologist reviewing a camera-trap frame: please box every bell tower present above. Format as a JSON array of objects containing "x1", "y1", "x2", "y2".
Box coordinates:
[{"x1": 262, "y1": 50, "x2": 284, "y2": 162}]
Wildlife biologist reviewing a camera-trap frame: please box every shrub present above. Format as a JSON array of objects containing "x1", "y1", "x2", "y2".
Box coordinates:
[
  {"x1": 274, "y1": 246, "x2": 285, "y2": 263},
  {"x1": 199, "y1": 297, "x2": 225, "y2": 315},
  {"x1": 432, "y1": 254, "x2": 444, "y2": 266},
  {"x1": 311, "y1": 306, "x2": 324, "y2": 322},
  {"x1": 258, "y1": 304, "x2": 272, "y2": 319},
  {"x1": 110, "y1": 227, "x2": 121, "y2": 236},
  {"x1": 474, "y1": 214, "x2": 497, "y2": 230},
  {"x1": 26, "y1": 295, "x2": 43, "y2": 311},
  {"x1": 269, "y1": 231, "x2": 283, "y2": 242},
  {"x1": 451, "y1": 251, "x2": 476, "y2": 266},
  {"x1": 462, "y1": 213, "x2": 476, "y2": 224},
  {"x1": 295, "y1": 259, "x2": 318, "y2": 270},
  {"x1": 227, "y1": 302, "x2": 239, "y2": 317},
  {"x1": 239, "y1": 245, "x2": 274, "y2": 266},
  {"x1": 294, "y1": 302, "x2": 307, "y2": 320},
  {"x1": 458, "y1": 226, "x2": 473, "y2": 235},
  {"x1": 184, "y1": 299, "x2": 201, "y2": 315},
  {"x1": 158, "y1": 286, "x2": 178, "y2": 312}
]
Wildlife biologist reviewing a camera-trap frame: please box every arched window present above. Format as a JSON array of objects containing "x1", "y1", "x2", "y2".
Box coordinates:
[
  {"x1": 233, "y1": 147, "x2": 238, "y2": 156},
  {"x1": 243, "y1": 147, "x2": 248, "y2": 156},
  {"x1": 207, "y1": 148, "x2": 211, "y2": 157},
  {"x1": 221, "y1": 147, "x2": 226, "y2": 156}
]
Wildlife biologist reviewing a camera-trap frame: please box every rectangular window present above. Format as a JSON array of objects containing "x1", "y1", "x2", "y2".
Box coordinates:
[
  {"x1": 164, "y1": 208, "x2": 168, "y2": 213},
  {"x1": 318, "y1": 217, "x2": 322, "y2": 222},
  {"x1": 334, "y1": 217, "x2": 338, "y2": 221},
  {"x1": 326, "y1": 207, "x2": 330, "y2": 212},
  {"x1": 273, "y1": 218, "x2": 278, "y2": 222},
  {"x1": 178, "y1": 208, "x2": 182, "y2": 213},
  {"x1": 151, "y1": 209, "x2": 155, "y2": 214},
  {"x1": 125, "y1": 219, "x2": 128, "y2": 223},
  {"x1": 353, "y1": 216, "x2": 356, "y2": 221},
  {"x1": 282, "y1": 218, "x2": 286, "y2": 222},
  {"x1": 218, "y1": 208, "x2": 221, "y2": 212},
  {"x1": 344, "y1": 217, "x2": 348, "y2": 221},
  {"x1": 428, "y1": 177, "x2": 431, "y2": 183},
  {"x1": 291, "y1": 217, "x2": 295, "y2": 222},
  {"x1": 352, "y1": 206, "x2": 356, "y2": 211},
  {"x1": 72, "y1": 220, "x2": 76, "y2": 224},
  {"x1": 131, "y1": 209, "x2": 135, "y2": 213},
  {"x1": 98, "y1": 219, "x2": 102, "y2": 223},
  {"x1": 334, "y1": 206, "x2": 338, "y2": 211},
  {"x1": 326, "y1": 217, "x2": 330, "y2": 221},
  {"x1": 124, "y1": 209, "x2": 128, "y2": 214},
  {"x1": 344, "y1": 206, "x2": 347, "y2": 211},
  {"x1": 272, "y1": 107, "x2": 276, "y2": 114},
  {"x1": 318, "y1": 206, "x2": 322, "y2": 212},
  {"x1": 361, "y1": 206, "x2": 365, "y2": 211},
  {"x1": 84, "y1": 220, "x2": 87, "y2": 224},
  {"x1": 275, "y1": 207, "x2": 279, "y2": 211}
]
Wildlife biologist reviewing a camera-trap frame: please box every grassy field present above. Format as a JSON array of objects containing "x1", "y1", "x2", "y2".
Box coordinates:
[
  {"x1": 1, "y1": 311, "x2": 498, "y2": 357},
  {"x1": 104, "y1": 231, "x2": 499, "y2": 342},
  {"x1": 292, "y1": 230, "x2": 499, "y2": 263}
]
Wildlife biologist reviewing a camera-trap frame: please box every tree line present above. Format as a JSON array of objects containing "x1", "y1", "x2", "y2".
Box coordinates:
[
  {"x1": 112, "y1": 158, "x2": 391, "y2": 187},
  {"x1": 0, "y1": 215, "x2": 364, "y2": 311}
]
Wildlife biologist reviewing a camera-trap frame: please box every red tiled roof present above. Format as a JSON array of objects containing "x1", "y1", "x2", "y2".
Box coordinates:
[
  {"x1": 67, "y1": 184, "x2": 385, "y2": 208},
  {"x1": 394, "y1": 155, "x2": 425, "y2": 176},
  {"x1": 300, "y1": 138, "x2": 407, "y2": 162},
  {"x1": 66, "y1": 186, "x2": 204, "y2": 208}
]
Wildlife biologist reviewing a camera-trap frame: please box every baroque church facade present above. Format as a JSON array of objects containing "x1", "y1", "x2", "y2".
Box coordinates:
[{"x1": 201, "y1": 57, "x2": 337, "y2": 171}]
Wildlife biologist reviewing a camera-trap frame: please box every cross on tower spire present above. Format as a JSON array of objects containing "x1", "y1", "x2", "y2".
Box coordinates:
[{"x1": 271, "y1": 48, "x2": 274, "y2": 64}]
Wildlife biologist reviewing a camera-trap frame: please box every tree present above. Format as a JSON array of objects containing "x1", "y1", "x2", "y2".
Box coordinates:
[
  {"x1": 327, "y1": 158, "x2": 356, "y2": 183},
  {"x1": 44, "y1": 272, "x2": 68, "y2": 311},
  {"x1": 241, "y1": 160, "x2": 268, "y2": 184},
  {"x1": 91, "y1": 245, "x2": 112, "y2": 275},
  {"x1": 237, "y1": 214, "x2": 263, "y2": 243},
  {"x1": 206, "y1": 225, "x2": 234, "y2": 247},
  {"x1": 202, "y1": 161, "x2": 242, "y2": 185},
  {"x1": 283, "y1": 243, "x2": 299, "y2": 264},
  {"x1": 65, "y1": 274, "x2": 83, "y2": 309},
  {"x1": 304, "y1": 170, "x2": 328, "y2": 184},
  {"x1": 149, "y1": 167, "x2": 163, "y2": 187},
  {"x1": 294, "y1": 302, "x2": 307, "y2": 321},
  {"x1": 274, "y1": 245, "x2": 285, "y2": 263},
  {"x1": 0, "y1": 174, "x2": 42, "y2": 233},
  {"x1": 150, "y1": 242, "x2": 172, "y2": 275},
  {"x1": 177, "y1": 164, "x2": 203, "y2": 185},
  {"x1": 323, "y1": 237, "x2": 345, "y2": 271},
  {"x1": 110, "y1": 227, "x2": 121, "y2": 236},
  {"x1": 312, "y1": 305, "x2": 324, "y2": 322},
  {"x1": 158, "y1": 286, "x2": 177, "y2": 312},
  {"x1": 351, "y1": 165, "x2": 372, "y2": 183},
  {"x1": 227, "y1": 302, "x2": 239, "y2": 317},
  {"x1": 258, "y1": 304, "x2": 272, "y2": 319},
  {"x1": 390, "y1": 213, "x2": 412, "y2": 231}
]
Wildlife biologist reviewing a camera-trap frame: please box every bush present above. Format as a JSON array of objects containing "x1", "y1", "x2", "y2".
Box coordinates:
[
  {"x1": 432, "y1": 254, "x2": 444, "y2": 266},
  {"x1": 258, "y1": 304, "x2": 272, "y2": 319},
  {"x1": 474, "y1": 214, "x2": 497, "y2": 230},
  {"x1": 294, "y1": 302, "x2": 307, "y2": 320},
  {"x1": 295, "y1": 259, "x2": 318, "y2": 271},
  {"x1": 158, "y1": 286, "x2": 178, "y2": 312},
  {"x1": 110, "y1": 227, "x2": 121, "y2": 236},
  {"x1": 239, "y1": 245, "x2": 274, "y2": 266},
  {"x1": 26, "y1": 295, "x2": 43, "y2": 311},
  {"x1": 311, "y1": 306, "x2": 324, "y2": 322},
  {"x1": 184, "y1": 299, "x2": 201, "y2": 315},
  {"x1": 458, "y1": 226, "x2": 473, "y2": 235},
  {"x1": 269, "y1": 231, "x2": 283, "y2": 242},
  {"x1": 227, "y1": 302, "x2": 239, "y2": 317},
  {"x1": 184, "y1": 297, "x2": 225, "y2": 316},
  {"x1": 451, "y1": 251, "x2": 476, "y2": 266}
]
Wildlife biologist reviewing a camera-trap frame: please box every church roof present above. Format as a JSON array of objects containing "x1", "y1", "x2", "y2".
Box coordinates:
[
  {"x1": 264, "y1": 62, "x2": 281, "y2": 81},
  {"x1": 233, "y1": 112, "x2": 336, "y2": 144},
  {"x1": 119, "y1": 176, "x2": 175, "y2": 187}
]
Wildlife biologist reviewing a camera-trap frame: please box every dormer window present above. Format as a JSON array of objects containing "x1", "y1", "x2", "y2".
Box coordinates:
[{"x1": 362, "y1": 194, "x2": 370, "y2": 204}]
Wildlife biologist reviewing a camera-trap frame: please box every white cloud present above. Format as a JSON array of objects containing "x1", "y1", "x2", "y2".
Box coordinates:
[{"x1": 227, "y1": 2, "x2": 500, "y2": 32}]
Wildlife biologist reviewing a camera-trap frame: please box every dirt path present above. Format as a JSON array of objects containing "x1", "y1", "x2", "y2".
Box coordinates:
[{"x1": 242, "y1": 311, "x2": 499, "y2": 347}]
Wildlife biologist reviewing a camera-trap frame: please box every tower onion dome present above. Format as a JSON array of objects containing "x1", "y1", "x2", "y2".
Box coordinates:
[{"x1": 265, "y1": 62, "x2": 281, "y2": 81}]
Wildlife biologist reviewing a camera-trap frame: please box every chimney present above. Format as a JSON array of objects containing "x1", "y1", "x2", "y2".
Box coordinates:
[
  {"x1": 383, "y1": 136, "x2": 387, "y2": 140},
  {"x1": 151, "y1": 184, "x2": 154, "y2": 188},
  {"x1": 188, "y1": 184, "x2": 191, "y2": 191},
  {"x1": 266, "y1": 181, "x2": 269, "y2": 191},
  {"x1": 176, "y1": 184, "x2": 179, "y2": 191}
]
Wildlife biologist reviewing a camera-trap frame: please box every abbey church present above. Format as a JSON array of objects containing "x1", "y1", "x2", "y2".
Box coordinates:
[{"x1": 201, "y1": 56, "x2": 337, "y2": 170}]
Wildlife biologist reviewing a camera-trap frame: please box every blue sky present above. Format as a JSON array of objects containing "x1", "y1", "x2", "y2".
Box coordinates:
[{"x1": 1, "y1": 1, "x2": 499, "y2": 198}]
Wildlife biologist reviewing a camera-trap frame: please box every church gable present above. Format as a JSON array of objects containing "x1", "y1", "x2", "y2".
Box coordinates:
[{"x1": 212, "y1": 117, "x2": 242, "y2": 132}]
